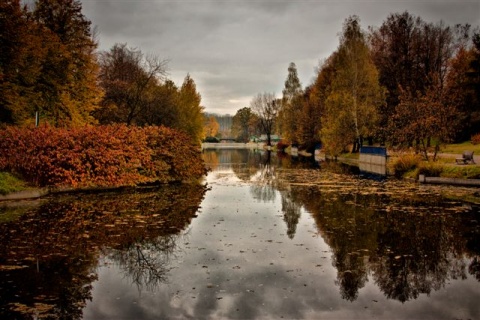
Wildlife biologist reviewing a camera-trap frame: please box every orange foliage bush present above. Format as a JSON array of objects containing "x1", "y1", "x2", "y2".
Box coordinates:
[
  {"x1": 0, "y1": 125, "x2": 207, "y2": 187},
  {"x1": 472, "y1": 133, "x2": 480, "y2": 145}
]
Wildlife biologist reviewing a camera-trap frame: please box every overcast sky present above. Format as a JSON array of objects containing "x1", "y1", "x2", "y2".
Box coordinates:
[{"x1": 79, "y1": 0, "x2": 480, "y2": 115}]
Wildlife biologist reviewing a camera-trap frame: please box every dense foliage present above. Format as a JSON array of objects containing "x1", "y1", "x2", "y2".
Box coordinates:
[
  {"x1": 231, "y1": 107, "x2": 260, "y2": 142},
  {"x1": 0, "y1": 0, "x2": 102, "y2": 127},
  {"x1": 0, "y1": 1, "x2": 206, "y2": 144},
  {"x1": 321, "y1": 16, "x2": 384, "y2": 156},
  {"x1": 0, "y1": 125, "x2": 207, "y2": 187},
  {"x1": 254, "y1": 13, "x2": 479, "y2": 157},
  {"x1": 95, "y1": 45, "x2": 205, "y2": 143}
]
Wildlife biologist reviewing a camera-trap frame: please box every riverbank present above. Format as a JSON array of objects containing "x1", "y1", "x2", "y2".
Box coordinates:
[
  {"x1": 201, "y1": 142, "x2": 264, "y2": 149},
  {"x1": 305, "y1": 149, "x2": 480, "y2": 188},
  {"x1": 0, "y1": 182, "x2": 199, "y2": 202}
]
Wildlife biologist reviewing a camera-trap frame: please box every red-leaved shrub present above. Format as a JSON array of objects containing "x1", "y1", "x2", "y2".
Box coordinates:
[
  {"x1": 472, "y1": 133, "x2": 480, "y2": 145},
  {"x1": 0, "y1": 124, "x2": 207, "y2": 187}
]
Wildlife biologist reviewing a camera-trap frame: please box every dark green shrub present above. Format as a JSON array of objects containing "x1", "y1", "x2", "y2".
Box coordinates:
[{"x1": 204, "y1": 136, "x2": 220, "y2": 143}]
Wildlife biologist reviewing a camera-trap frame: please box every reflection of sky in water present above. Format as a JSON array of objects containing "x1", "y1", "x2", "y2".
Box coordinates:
[{"x1": 83, "y1": 152, "x2": 480, "y2": 319}]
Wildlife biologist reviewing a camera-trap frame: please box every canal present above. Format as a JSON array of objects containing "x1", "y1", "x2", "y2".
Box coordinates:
[{"x1": 1, "y1": 149, "x2": 479, "y2": 319}]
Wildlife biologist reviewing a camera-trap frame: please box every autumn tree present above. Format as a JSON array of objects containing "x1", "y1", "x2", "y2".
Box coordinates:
[
  {"x1": 369, "y1": 12, "x2": 463, "y2": 143},
  {"x1": 231, "y1": 107, "x2": 259, "y2": 142},
  {"x1": 321, "y1": 16, "x2": 384, "y2": 156},
  {"x1": 277, "y1": 62, "x2": 303, "y2": 144},
  {"x1": 369, "y1": 12, "x2": 424, "y2": 141},
  {"x1": 33, "y1": 0, "x2": 102, "y2": 126},
  {"x1": 1, "y1": 0, "x2": 101, "y2": 126},
  {"x1": 444, "y1": 47, "x2": 477, "y2": 141},
  {"x1": 176, "y1": 74, "x2": 205, "y2": 143},
  {"x1": 293, "y1": 86, "x2": 319, "y2": 152},
  {"x1": 251, "y1": 93, "x2": 280, "y2": 146},
  {"x1": 391, "y1": 82, "x2": 458, "y2": 161},
  {"x1": 96, "y1": 46, "x2": 205, "y2": 143},
  {"x1": 204, "y1": 115, "x2": 220, "y2": 138},
  {"x1": 96, "y1": 43, "x2": 167, "y2": 125},
  {"x1": 295, "y1": 57, "x2": 337, "y2": 152},
  {"x1": 470, "y1": 32, "x2": 480, "y2": 134},
  {"x1": 443, "y1": 30, "x2": 480, "y2": 141},
  {"x1": 0, "y1": 0, "x2": 39, "y2": 125},
  {"x1": 136, "y1": 79, "x2": 181, "y2": 128}
]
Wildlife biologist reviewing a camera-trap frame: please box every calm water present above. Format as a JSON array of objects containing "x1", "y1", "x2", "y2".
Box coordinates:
[{"x1": 1, "y1": 149, "x2": 479, "y2": 319}]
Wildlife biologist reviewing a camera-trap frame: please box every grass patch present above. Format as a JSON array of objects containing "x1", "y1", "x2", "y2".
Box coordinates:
[
  {"x1": 390, "y1": 152, "x2": 480, "y2": 180},
  {"x1": 339, "y1": 152, "x2": 360, "y2": 160},
  {"x1": 440, "y1": 165, "x2": 480, "y2": 179},
  {"x1": 442, "y1": 142, "x2": 480, "y2": 155},
  {"x1": 0, "y1": 172, "x2": 28, "y2": 195},
  {"x1": 395, "y1": 162, "x2": 480, "y2": 180}
]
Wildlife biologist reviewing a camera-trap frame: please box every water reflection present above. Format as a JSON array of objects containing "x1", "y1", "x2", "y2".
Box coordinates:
[
  {"x1": 250, "y1": 151, "x2": 277, "y2": 203},
  {"x1": 277, "y1": 165, "x2": 480, "y2": 304},
  {"x1": 106, "y1": 233, "x2": 182, "y2": 292},
  {"x1": 0, "y1": 184, "x2": 206, "y2": 319},
  {"x1": 2, "y1": 149, "x2": 479, "y2": 319},
  {"x1": 203, "y1": 149, "x2": 480, "y2": 305}
]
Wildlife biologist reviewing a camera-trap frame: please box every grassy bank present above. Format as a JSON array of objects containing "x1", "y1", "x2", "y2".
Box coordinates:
[
  {"x1": 442, "y1": 142, "x2": 480, "y2": 154},
  {"x1": 389, "y1": 153, "x2": 480, "y2": 179},
  {"x1": 0, "y1": 172, "x2": 28, "y2": 195}
]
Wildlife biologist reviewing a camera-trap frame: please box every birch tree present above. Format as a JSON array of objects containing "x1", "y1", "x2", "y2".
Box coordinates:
[{"x1": 321, "y1": 16, "x2": 384, "y2": 155}]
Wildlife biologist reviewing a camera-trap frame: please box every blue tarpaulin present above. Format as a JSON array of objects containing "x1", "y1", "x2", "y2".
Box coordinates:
[{"x1": 360, "y1": 146, "x2": 387, "y2": 156}]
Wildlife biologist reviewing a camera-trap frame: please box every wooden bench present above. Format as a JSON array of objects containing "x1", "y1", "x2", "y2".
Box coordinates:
[{"x1": 456, "y1": 151, "x2": 476, "y2": 164}]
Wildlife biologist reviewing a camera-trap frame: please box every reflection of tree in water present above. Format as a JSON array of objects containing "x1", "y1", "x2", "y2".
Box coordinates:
[
  {"x1": 250, "y1": 151, "x2": 276, "y2": 202},
  {"x1": 230, "y1": 149, "x2": 262, "y2": 181},
  {"x1": 334, "y1": 256, "x2": 368, "y2": 301},
  {"x1": 202, "y1": 149, "x2": 219, "y2": 170},
  {"x1": 291, "y1": 184, "x2": 480, "y2": 303},
  {"x1": 203, "y1": 149, "x2": 262, "y2": 182},
  {"x1": 223, "y1": 149, "x2": 304, "y2": 238},
  {"x1": 280, "y1": 190, "x2": 302, "y2": 239},
  {"x1": 371, "y1": 211, "x2": 453, "y2": 302},
  {"x1": 108, "y1": 233, "x2": 183, "y2": 292},
  {"x1": 469, "y1": 257, "x2": 480, "y2": 281},
  {"x1": 0, "y1": 184, "x2": 205, "y2": 319}
]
